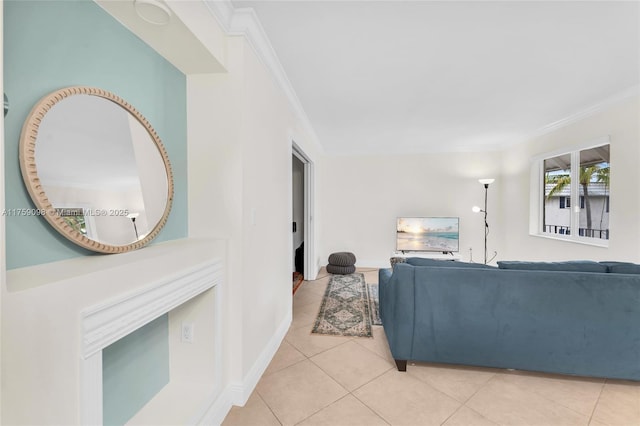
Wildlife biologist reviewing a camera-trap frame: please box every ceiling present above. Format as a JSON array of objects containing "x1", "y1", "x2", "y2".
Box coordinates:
[{"x1": 232, "y1": 1, "x2": 639, "y2": 155}]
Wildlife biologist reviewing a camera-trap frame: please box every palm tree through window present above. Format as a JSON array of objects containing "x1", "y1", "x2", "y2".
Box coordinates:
[{"x1": 543, "y1": 145, "x2": 610, "y2": 240}]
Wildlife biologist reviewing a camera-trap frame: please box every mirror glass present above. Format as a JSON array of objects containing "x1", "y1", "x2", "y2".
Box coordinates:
[{"x1": 20, "y1": 87, "x2": 173, "y2": 253}]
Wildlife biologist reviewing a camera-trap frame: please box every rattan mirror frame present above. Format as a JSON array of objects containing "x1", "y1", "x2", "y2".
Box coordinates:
[{"x1": 19, "y1": 86, "x2": 174, "y2": 254}]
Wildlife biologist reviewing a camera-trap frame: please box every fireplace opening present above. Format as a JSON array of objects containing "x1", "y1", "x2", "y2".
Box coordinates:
[{"x1": 103, "y1": 314, "x2": 170, "y2": 425}]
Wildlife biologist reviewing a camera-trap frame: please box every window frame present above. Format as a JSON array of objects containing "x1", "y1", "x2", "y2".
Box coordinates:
[{"x1": 529, "y1": 136, "x2": 610, "y2": 247}]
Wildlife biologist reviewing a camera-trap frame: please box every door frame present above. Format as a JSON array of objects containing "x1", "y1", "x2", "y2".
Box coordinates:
[{"x1": 292, "y1": 142, "x2": 317, "y2": 280}]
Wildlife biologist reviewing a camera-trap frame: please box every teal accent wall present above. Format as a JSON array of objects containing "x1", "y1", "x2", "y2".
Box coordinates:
[
  {"x1": 4, "y1": 0, "x2": 188, "y2": 269},
  {"x1": 102, "y1": 314, "x2": 170, "y2": 426}
]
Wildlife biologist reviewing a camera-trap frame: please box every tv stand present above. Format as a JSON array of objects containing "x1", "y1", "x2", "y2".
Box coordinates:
[
  {"x1": 392, "y1": 251, "x2": 461, "y2": 260},
  {"x1": 390, "y1": 251, "x2": 462, "y2": 265}
]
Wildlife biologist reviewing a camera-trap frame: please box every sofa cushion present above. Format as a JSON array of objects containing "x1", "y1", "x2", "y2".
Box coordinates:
[
  {"x1": 406, "y1": 257, "x2": 495, "y2": 269},
  {"x1": 600, "y1": 261, "x2": 640, "y2": 274},
  {"x1": 497, "y1": 260, "x2": 607, "y2": 273}
]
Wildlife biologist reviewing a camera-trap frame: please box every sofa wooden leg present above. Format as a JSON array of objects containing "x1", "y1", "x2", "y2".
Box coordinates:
[{"x1": 395, "y1": 359, "x2": 407, "y2": 372}]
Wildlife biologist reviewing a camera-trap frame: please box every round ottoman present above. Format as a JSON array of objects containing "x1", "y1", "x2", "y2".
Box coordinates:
[{"x1": 327, "y1": 252, "x2": 356, "y2": 275}]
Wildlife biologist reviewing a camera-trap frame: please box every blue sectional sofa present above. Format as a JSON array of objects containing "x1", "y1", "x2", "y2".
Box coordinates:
[{"x1": 378, "y1": 258, "x2": 640, "y2": 380}]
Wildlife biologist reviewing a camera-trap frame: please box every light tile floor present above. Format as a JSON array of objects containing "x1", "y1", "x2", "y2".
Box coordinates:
[{"x1": 223, "y1": 268, "x2": 640, "y2": 426}]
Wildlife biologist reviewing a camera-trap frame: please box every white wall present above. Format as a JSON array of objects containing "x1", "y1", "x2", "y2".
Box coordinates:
[
  {"x1": 0, "y1": 2, "x2": 4, "y2": 419},
  {"x1": 187, "y1": 65, "x2": 244, "y2": 395},
  {"x1": 500, "y1": 95, "x2": 640, "y2": 261},
  {"x1": 187, "y1": 32, "x2": 323, "y2": 403},
  {"x1": 319, "y1": 151, "x2": 503, "y2": 268},
  {"x1": 319, "y1": 97, "x2": 639, "y2": 268},
  {"x1": 239, "y1": 38, "x2": 296, "y2": 372}
]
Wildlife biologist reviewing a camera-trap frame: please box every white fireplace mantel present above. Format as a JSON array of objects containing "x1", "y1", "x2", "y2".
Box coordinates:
[
  {"x1": 2, "y1": 238, "x2": 226, "y2": 425},
  {"x1": 81, "y1": 259, "x2": 221, "y2": 359}
]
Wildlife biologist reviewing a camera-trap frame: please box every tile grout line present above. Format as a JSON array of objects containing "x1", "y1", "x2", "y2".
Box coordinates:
[
  {"x1": 438, "y1": 403, "x2": 467, "y2": 426},
  {"x1": 307, "y1": 349, "x2": 394, "y2": 396},
  {"x1": 351, "y1": 327, "x2": 394, "y2": 360},
  {"x1": 587, "y1": 378, "x2": 607, "y2": 425},
  {"x1": 291, "y1": 351, "x2": 351, "y2": 425},
  {"x1": 349, "y1": 391, "x2": 393, "y2": 425},
  {"x1": 457, "y1": 371, "x2": 498, "y2": 406},
  {"x1": 443, "y1": 368, "x2": 500, "y2": 425},
  {"x1": 262, "y1": 356, "x2": 308, "y2": 379},
  {"x1": 500, "y1": 371, "x2": 606, "y2": 420},
  {"x1": 253, "y1": 389, "x2": 284, "y2": 426},
  {"x1": 458, "y1": 404, "x2": 500, "y2": 426}
]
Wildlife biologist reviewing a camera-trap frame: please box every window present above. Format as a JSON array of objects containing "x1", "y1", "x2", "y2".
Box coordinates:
[
  {"x1": 55, "y1": 207, "x2": 87, "y2": 235},
  {"x1": 536, "y1": 141, "x2": 610, "y2": 244}
]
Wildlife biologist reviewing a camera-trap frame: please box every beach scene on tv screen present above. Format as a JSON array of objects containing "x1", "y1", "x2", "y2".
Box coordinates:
[{"x1": 396, "y1": 217, "x2": 459, "y2": 252}]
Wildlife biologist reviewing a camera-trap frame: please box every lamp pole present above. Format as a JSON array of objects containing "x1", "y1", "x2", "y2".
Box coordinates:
[
  {"x1": 473, "y1": 178, "x2": 494, "y2": 265},
  {"x1": 131, "y1": 217, "x2": 139, "y2": 239},
  {"x1": 127, "y1": 212, "x2": 140, "y2": 240},
  {"x1": 482, "y1": 182, "x2": 489, "y2": 265}
]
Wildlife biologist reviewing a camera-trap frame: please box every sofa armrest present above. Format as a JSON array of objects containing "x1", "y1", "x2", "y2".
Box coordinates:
[
  {"x1": 379, "y1": 268, "x2": 392, "y2": 287},
  {"x1": 378, "y1": 264, "x2": 416, "y2": 363}
]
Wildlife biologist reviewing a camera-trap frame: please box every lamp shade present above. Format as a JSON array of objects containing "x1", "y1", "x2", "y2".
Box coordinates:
[
  {"x1": 478, "y1": 178, "x2": 495, "y2": 185},
  {"x1": 472, "y1": 206, "x2": 482, "y2": 213}
]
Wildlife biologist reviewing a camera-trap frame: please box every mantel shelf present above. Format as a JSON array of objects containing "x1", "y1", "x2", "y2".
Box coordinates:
[{"x1": 6, "y1": 237, "x2": 224, "y2": 294}]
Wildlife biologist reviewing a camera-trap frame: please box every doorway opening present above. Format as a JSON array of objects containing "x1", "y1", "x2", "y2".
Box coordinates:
[
  {"x1": 292, "y1": 154, "x2": 304, "y2": 292},
  {"x1": 292, "y1": 142, "x2": 316, "y2": 291}
]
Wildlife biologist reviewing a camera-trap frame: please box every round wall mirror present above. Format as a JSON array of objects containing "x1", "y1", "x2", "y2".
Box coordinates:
[{"x1": 19, "y1": 86, "x2": 174, "y2": 253}]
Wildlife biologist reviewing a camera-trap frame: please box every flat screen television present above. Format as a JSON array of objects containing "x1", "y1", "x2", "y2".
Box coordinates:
[{"x1": 396, "y1": 217, "x2": 459, "y2": 253}]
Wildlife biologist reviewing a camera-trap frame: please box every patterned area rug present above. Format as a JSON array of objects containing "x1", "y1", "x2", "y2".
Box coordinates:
[
  {"x1": 368, "y1": 284, "x2": 382, "y2": 326},
  {"x1": 312, "y1": 273, "x2": 373, "y2": 337}
]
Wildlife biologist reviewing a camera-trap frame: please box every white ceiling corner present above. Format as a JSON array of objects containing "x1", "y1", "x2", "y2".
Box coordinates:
[
  {"x1": 229, "y1": 0, "x2": 640, "y2": 156},
  {"x1": 525, "y1": 85, "x2": 640, "y2": 144},
  {"x1": 202, "y1": 0, "x2": 236, "y2": 32},
  {"x1": 204, "y1": 0, "x2": 324, "y2": 154}
]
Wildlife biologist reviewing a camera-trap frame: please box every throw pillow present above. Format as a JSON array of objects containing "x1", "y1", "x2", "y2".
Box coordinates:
[
  {"x1": 497, "y1": 260, "x2": 607, "y2": 273},
  {"x1": 600, "y1": 261, "x2": 640, "y2": 274}
]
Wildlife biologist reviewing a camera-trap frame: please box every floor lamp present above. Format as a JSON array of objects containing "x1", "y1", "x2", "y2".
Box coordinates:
[
  {"x1": 472, "y1": 178, "x2": 494, "y2": 264},
  {"x1": 127, "y1": 212, "x2": 140, "y2": 240}
]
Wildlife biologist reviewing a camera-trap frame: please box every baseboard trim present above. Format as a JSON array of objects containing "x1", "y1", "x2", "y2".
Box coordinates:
[
  {"x1": 232, "y1": 311, "x2": 292, "y2": 405},
  {"x1": 197, "y1": 385, "x2": 234, "y2": 425},
  {"x1": 198, "y1": 311, "x2": 292, "y2": 423}
]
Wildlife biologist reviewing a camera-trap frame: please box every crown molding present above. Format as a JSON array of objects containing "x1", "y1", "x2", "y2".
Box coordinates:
[
  {"x1": 202, "y1": 0, "x2": 235, "y2": 32},
  {"x1": 532, "y1": 85, "x2": 640, "y2": 139},
  {"x1": 203, "y1": 0, "x2": 323, "y2": 154},
  {"x1": 495, "y1": 85, "x2": 639, "y2": 152}
]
